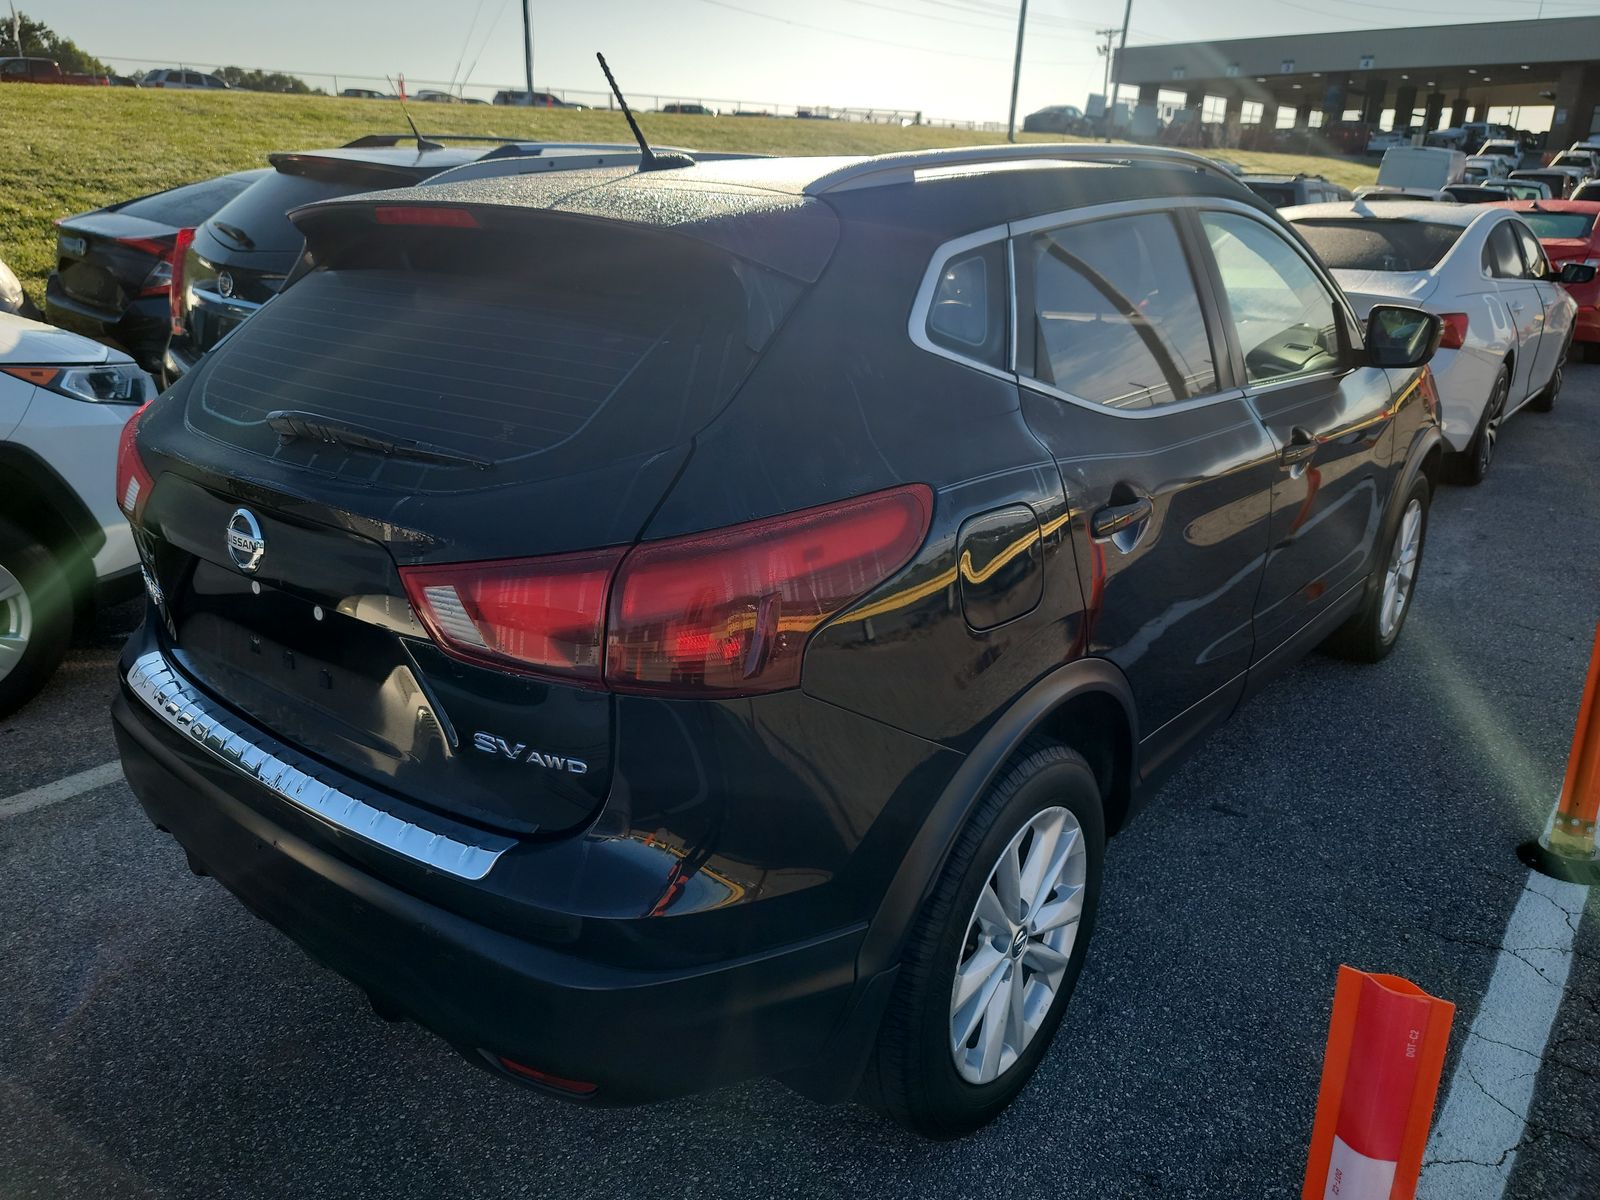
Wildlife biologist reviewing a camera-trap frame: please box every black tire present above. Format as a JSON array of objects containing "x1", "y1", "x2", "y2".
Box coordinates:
[
  {"x1": 1448, "y1": 366, "x2": 1509, "y2": 486},
  {"x1": 0, "y1": 517, "x2": 73, "y2": 720},
  {"x1": 1529, "y1": 344, "x2": 1567, "y2": 413},
  {"x1": 1323, "y1": 474, "x2": 1430, "y2": 664},
  {"x1": 860, "y1": 741, "x2": 1106, "y2": 1137}
]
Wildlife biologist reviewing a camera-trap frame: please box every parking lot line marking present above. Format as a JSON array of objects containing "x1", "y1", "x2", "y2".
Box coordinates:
[
  {"x1": 1418, "y1": 869, "x2": 1590, "y2": 1200},
  {"x1": 0, "y1": 760, "x2": 126, "y2": 820}
]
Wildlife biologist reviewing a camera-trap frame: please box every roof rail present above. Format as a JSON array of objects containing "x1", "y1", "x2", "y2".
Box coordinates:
[{"x1": 802, "y1": 143, "x2": 1244, "y2": 196}]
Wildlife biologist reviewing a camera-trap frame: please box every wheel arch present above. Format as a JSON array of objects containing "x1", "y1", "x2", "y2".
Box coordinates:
[
  {"x1": 0, "y1": 443, "x2": 103, "y2": 609},
  {"x1": 860, "y1": 658, "x2": 1137, "y2": 980}
]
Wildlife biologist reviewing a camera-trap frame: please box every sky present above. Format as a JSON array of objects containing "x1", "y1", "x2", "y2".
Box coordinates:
[{"x1": 33, "y1": 0, "x2": 1600, "y2": 124}]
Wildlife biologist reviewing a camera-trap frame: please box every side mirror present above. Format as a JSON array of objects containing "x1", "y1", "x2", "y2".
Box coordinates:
[
  {"x1": 1366, "y1": 305, "x2": 1442, "y2": 369},
  {"x1": 1559, "y1": 261, "x2": 1597, "y2": 285}
]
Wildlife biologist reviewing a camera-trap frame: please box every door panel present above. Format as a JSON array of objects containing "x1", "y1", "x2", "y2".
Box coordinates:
[
  {"x1": 1247, "y1": 373, "x2": 1397, "y2": 650},
  {"x1": 1013, "y1": 208, "x2": 1279, "y2": 754},
  {"x1": 1486, "y1": 220, "x2": 1541, "y2": 399},
  {"x1": 1513, "y1": 223, "x2": 1567, "y2": 392},
  {"x1": 1195, "y1": 209, "x2": 1396, "y2": 657}
]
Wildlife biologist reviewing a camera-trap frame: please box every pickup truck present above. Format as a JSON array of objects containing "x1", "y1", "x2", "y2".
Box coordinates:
[{"x1": 0, "y1": 56, "x2": 109, "y2": 85}]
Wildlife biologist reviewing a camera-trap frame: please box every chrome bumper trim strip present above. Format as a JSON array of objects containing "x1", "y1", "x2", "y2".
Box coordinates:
[{"x1": 125, "y1": 649, "x2": 510, "y2": 881}]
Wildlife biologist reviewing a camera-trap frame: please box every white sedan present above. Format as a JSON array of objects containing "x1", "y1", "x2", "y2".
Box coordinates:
[
  {"x1": 0, "y1": 312, "x2": 152, "y2": 715},
  {"x1": 1285, "y1": 201, "x2": 1581, "y2": 484}
]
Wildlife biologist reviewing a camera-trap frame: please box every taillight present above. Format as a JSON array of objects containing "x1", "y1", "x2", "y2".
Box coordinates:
[
  {"x1": 1438, "y1": 312, "x2": 1469, "y2": 350},
  {"x1": 115, "y1": 401, "x2": 156, "y2": 522},
  {"x1": 401, "y1": 548, "x2": 625, "y2": 686},
  {"x1": 606, "y1": 485, "x2": 932, "y2": 696},
  {"x1": 168, "y1": 227, "x2": 195, "y2": 334},
  {"x1": 399, "y1": 485, "x2": 933, "y2": 696},
  {"x1": 121, "y1": 232, "x2": 181, "y2": 297}
]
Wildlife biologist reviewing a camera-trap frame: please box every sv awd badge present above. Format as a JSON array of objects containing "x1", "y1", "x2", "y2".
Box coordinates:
[{"x1": 473, "y1": 732, "x2": 589, "y2": 775}]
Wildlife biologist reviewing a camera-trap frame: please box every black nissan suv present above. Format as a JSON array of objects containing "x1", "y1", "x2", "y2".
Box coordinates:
[{"x1": 113, "y1": 144, "x2": 1444, "y2": 1136}]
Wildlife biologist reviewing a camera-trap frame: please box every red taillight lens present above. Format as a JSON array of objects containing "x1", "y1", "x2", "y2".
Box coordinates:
[
  {"x1": 168, "y1": 227, "x2": 195, "y2": 334},
  {"x1": 115, "y1": 401, "x2": 156, "y2": 523},
  {"x1": 400, "y1": 548, "x2": 625, "y2": 686},
  {"x1": 398, "y1": 486, "x2": 933, "y2": 696},
  {"x1": 606, "y1": 485, "x2": 932, "y2": 696},
  {"x1": 1438, "y1": 312, "x2": 1469, "y2": 350},
  {"x1": 373, "y1": 206, "x2": 480, "y2": 228}
]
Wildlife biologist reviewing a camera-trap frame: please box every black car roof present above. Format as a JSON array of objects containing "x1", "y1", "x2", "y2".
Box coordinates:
[{"x1": 292, "y1": 147, "x2": 1264, "y2": 282}]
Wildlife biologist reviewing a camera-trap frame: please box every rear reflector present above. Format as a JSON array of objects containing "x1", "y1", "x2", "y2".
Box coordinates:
[
  {"x1": 399, "y1": 485, "x2": 933, "y2": 696},
  {"x1": 1437, "y1": 312, "x2": 1469, "y2": 350},
  {"x1": 495, "y1": 1056, "x2": 598, "y2": 1096},
  {"x1": 115, "y1": 400, "x2": 156, "y2": 522},
  {"x1": 373, "y1": 206, "x2": 480, "y2": 228}
]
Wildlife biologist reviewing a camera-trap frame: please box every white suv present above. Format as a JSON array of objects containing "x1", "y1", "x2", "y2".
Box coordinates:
[{"x1": 0, "y1": 313, "x2": 151, "y2": 715}]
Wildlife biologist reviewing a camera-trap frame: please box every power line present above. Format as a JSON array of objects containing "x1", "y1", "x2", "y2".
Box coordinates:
[{"x1": 835, "y1": 0, "x2": 1086, "y2": 39}]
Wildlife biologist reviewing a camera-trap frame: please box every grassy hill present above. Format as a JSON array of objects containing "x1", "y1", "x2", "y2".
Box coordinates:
[{"x1": 0, "y1": 84, "x2": 1378, "y2": 302}]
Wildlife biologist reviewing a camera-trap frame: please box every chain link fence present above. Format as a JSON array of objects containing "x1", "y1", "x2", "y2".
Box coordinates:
[{"x1": 90, "y1": 54, "x2": 1007, "y2": 131}]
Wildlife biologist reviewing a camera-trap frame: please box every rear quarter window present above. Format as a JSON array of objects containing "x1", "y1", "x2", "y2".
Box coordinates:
[{"x1": 1292, "y1": 220, "x2": 1465, "y2": 271}]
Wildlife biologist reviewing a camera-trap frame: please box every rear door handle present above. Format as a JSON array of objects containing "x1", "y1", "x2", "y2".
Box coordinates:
[
  {"x1": 1090, "y1": 496, "x2": 1153, "y2": 541},
  {"x1": 1280, "y1": 426, "x2": 1318, "y2": 465}
]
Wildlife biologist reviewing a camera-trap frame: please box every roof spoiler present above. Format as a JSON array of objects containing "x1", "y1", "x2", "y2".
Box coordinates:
[{"x1": 340, "y1": 134, "x2": 529, "y2": 148}]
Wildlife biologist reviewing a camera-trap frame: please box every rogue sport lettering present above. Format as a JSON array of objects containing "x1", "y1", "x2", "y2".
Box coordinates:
[{"x1": 472, "y1": 731, "x2": 589, "y2": 774}]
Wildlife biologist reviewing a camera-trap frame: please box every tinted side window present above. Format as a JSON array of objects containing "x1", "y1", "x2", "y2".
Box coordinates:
[
  {"x1": 1486, "y1": 223, "x2": 1526, "y2": 278},
  {"x1": 184, "y1": 72, "x2": 204, "y2": 85},
  {"x1": 119, "y1": 173, "x2": 261, "y2": 227},
  {"x1": 1201, "y1": 212, "x2": 1341, "y2": 385},
  {"x1": 1513, "y1": 224, "x2": 1549, "y2": 279},
  {"x1": 1019, "y1": 213, "x2": 1216, "y2": 410},
  {"x1": 924, "y1": 244, "x2": 1006, "y2": 368}
]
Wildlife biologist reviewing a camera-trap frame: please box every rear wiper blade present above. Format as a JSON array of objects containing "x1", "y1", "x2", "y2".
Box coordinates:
[
  {"x1": 209, "y1": 221, "x2": 256, "y2": 250},
  {"x1": 267, "y1": 410, "x2": 491, "y2": 470}
]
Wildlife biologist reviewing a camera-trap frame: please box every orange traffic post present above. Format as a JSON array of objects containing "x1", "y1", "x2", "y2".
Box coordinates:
[
  {"x1": 1302, "y1": 967, "x2": 1455, "y2": 1200},
  {"x1": 1519, "y1": 621, "x2": 1600, "y2": 884}
]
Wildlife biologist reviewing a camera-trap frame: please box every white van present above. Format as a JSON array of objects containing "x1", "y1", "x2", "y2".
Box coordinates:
[{"x1": 1375, "y1": 146, "x2": 1467, "y2": 196}]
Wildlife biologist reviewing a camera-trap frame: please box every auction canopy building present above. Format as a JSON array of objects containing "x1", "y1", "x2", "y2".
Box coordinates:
[{"x1": 1113, "y1": 16, "x2": 1600, "y2": 147}]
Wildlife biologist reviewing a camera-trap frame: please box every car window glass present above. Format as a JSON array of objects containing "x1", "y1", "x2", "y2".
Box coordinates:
[
  {"x1": 1292, "y1": 220, "x2": 1463, "y2": 271},
  {"x1": 1020, "y1": 212, "x2": 1216, "y2": 410},
  {"x1": 925, "y1": 245, "x2": 1005, "y2": 367},
  {"x1": 1513, "y1": 224, "x2": 1549, "y2": 279},
  {"x1": 1487, "y1": 223, "x2": 1527, "y2": 278},
  {"x1": 119, "y1": 173, "x2": 261, "y2": 226},
  {"x1": 204, "y1": 172, "x2": 370, "y2": 256},
  {"x1": 1201, "y1": 211, "x2": 1341, "y2": 385},
  {"x1": 185, "y1": 72, "x2": 204, "y2": 85}
]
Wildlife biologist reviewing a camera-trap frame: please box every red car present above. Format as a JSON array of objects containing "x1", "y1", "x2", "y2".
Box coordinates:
[{"x1": 1496, "y1": 200, "x2": 1600, "y2": 348}]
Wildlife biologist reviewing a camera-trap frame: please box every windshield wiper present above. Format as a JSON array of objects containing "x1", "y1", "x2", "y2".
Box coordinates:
[
  {"x1": 209, "y1": 221, "x2": 256, "y2": 250},
  {"x1": 267, "y1": 410, "x2": 492, "y2": 470}
]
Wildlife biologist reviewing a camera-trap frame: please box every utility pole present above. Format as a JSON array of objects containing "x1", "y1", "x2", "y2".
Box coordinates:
[
  {"x1": 1006, "y1": 0, "x2": 1029, "y2": 143},
  {"x1": 1096, "y1": 27, "x2": 1117, "y2": 124},
  {"x1": 521, "y1": 0, "x2": 534, "y2": 103},
  {"x1": 1109, "y1": 0, "x2": 1133, "y2": 139}
]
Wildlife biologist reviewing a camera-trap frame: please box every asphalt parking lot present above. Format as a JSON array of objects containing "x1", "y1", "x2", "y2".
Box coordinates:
[{"x1": 2, "y1": 367, "x2": 1598, "y2": 1199}]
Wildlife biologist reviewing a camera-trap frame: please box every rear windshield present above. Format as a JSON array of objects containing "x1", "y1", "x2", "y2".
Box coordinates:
[
  {"x1": 183, "y1": 224, "x2": 799, "y2": 491},
  {"x1": 117, "y1": 172, "x2": 262, "y2": 228},
  {"x1": 1244, "y1": 183, "x2": 1293, "y2": 207},
  {"x1": 1293, "y1": 220, "x2": 1465, "y2": 271},
  {"x1": 203, "y1": 171, "x2": 368, "y2": 254},
  {"x1": 1518, "y1": 212, "x2": 1597, "y2": 240}
]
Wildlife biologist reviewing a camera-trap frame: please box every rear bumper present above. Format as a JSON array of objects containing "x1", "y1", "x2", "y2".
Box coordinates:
[
  {"x1": 43, "y1": 282, "x2": 169, "y2": 371},
  {"x1": 113, "y1": 650, "x2": 869, "y2": 1104}
]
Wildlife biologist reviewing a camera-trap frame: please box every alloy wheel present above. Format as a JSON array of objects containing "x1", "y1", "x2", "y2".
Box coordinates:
[
  {"x1": 949, "y1": 806, "x2": 1086, "y2": 1085},
  {"x1": 1378, "y1": 498, "x2": 1423, "y2": 642},
  {"x1": 0, "y1": 563, "x2": 33, "y2": 684},
  {"x1": 1478, "y1": 379, "x2": 1507, "y2": 473}
]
